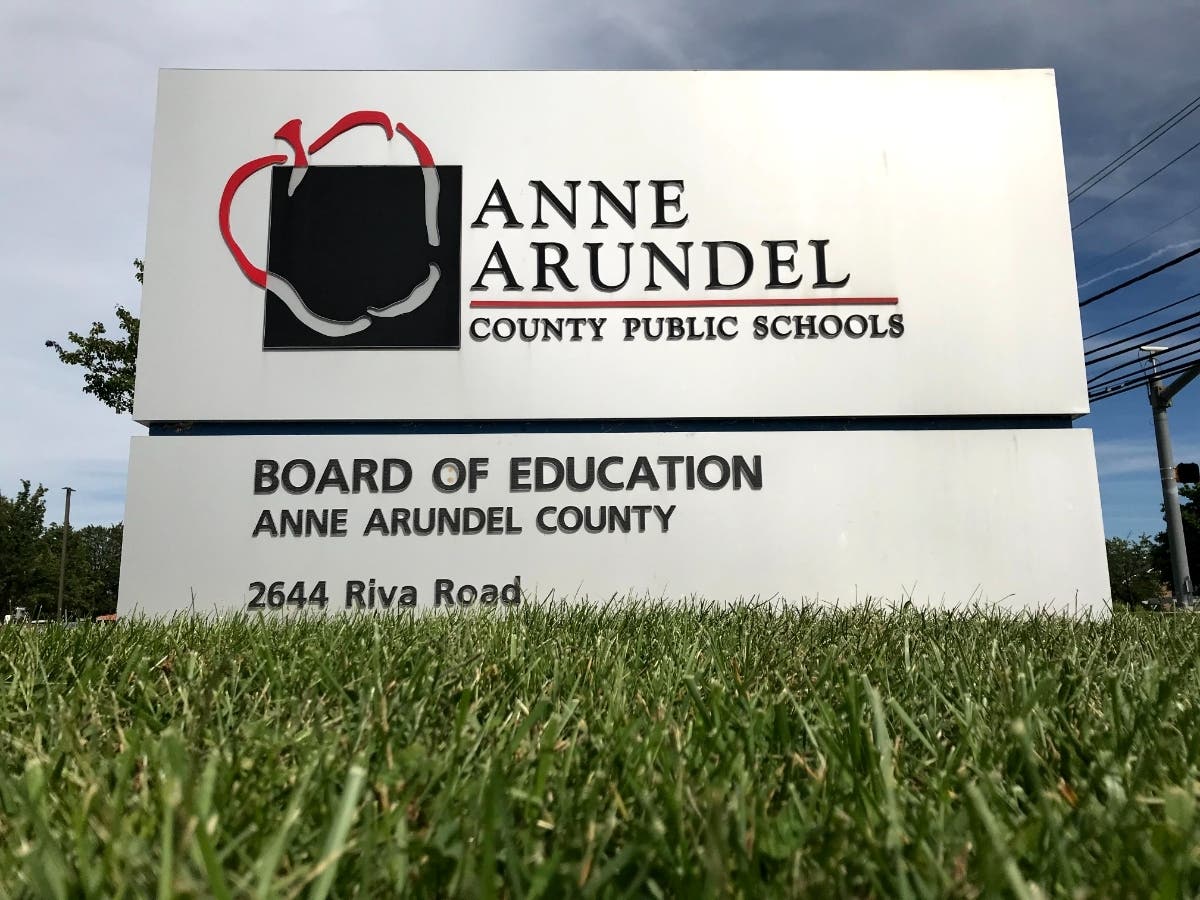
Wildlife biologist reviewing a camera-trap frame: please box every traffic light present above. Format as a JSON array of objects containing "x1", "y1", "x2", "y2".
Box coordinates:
[{"x1": 1176, "y1": 462, "x2": 1200, "y2": 483}]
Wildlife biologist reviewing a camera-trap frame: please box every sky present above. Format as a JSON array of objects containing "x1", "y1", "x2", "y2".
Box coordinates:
[{"x1": 0, "y1": 0, "x2": 1198, "y2": 538}]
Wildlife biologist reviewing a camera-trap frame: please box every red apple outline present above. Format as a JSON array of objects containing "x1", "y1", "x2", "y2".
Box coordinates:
[{"x1": 218, "y1": 110, "x2": 436, "y2": 289}]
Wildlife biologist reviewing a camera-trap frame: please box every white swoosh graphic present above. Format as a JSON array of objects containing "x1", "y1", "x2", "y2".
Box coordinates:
[
  {"x1": 266, "y1": 273, "x2": 372, "y2": 337},
  {"x1": 288, "y1": 167, "x2": 307, "y2": 197},
  {"x1": 367, "y1": 264, "x2": 441, "y2": 318},
  {"x1": 423, "y1": 167, "x2": 441, "y2": 247},
  {"x1": 271, "y1": 164, "x2": 442, "y2": 336}
]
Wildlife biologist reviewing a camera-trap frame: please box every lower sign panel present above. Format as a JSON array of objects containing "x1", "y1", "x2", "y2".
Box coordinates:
[{"x1": 118, "y1": 429, "x2": 1110, "y2": 617}]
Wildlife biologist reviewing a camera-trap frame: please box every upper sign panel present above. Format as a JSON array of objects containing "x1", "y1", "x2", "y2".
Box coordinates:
[{"x1": 134, "y1": 70, "x2": 1087, "y2": 422}]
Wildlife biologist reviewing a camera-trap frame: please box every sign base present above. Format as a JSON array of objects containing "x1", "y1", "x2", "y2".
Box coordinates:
[{"x1": 118, "y1": 429, "x2": 1110, "y2": 617}]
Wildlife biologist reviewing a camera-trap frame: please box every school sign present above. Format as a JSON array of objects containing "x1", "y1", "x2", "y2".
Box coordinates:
[{"x1": 119, "y1": 70, "x2": 1109, "y2": 616}]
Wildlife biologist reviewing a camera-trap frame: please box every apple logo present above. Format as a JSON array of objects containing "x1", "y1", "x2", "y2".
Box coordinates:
[{"x1": 219, "y1": 111, "x2": 461, "y2": 350}]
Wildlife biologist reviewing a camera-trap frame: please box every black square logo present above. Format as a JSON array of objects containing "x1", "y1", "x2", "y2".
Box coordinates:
[{"x1": 262, "y1": 165, "x2": 461, "y2": 350}]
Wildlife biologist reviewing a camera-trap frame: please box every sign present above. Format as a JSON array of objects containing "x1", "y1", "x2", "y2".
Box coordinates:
[
  {"x1": 120, "y1": 69, "x2": 1111, "y2": 616},
  {"x1": 118, "y1": 430, "x2": 1109, "y2": 616},
  {"x1": 133, "y1": 69, "x2": 1087, "y2": 423}
]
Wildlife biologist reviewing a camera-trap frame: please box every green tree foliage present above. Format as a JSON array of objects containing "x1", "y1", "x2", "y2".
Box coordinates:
[
  {"x1": 45, "y1": 259, "x2": 142, "y2": 414},
  {"x1": 0, "y1": 481, "x2": 54, "y2": 617},
  {"x1": 1106, "y1": 534, "x2": 1168, "y2": 607},
  {"x1": 0, "y1": 481, "x2": 122, "y2": 620},
  {"x1": 1152, "y1": 482, "x2": 1200, "y2": 591},
  {"x1": 41, "y1": 523, "x2": 123, "y2": 620}
]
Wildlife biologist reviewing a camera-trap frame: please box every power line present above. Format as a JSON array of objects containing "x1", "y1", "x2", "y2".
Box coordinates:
[
  {"x1": 1079, "y1": 244, "x2": 1200, "y2": 307},
  {"x1": 1087, "y1": 328, "x2": 1200, "y2": 379},
  {"x1": 1085, "y1": 308, "x2": 1200, "y2": 358},
  {"x1": 1069, "y1": 92, "x2": 1200, "y2": 202},
  {"x1": 1073, "y1": 136, "x2": 1200, "y2": 231},
  {"x1": 1083, "y1": 290, "x2": 1200, "y2": 341},
  {"x1": 1090, "y1": 353, "x2": 1200, "y2": 402},
  {"x1": 1094, "y1": 360, "x2": 1200, "y2": 400},
  {"x1": 1089, "y1": 348, "x2": 1200, "y2": 395},
  {"x1": 1076, "y1": 201, "x2": 1200, "y2": 282},
  {"x1": 1088, "y1": 334, "x2": 1200, "y2": 387},
  {"x1": 1092, "y1": 376, "x2": 1174, "y2": 403}
]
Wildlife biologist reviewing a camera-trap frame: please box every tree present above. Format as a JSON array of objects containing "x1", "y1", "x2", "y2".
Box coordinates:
[
  {"x1": 40, "y1": 523, "x2": 122, "y2": 619},
  {"x1": 73, "y1": 523, "x2": 123, "y2": 618},
  {"x1": 0, "y1": 481, "x2": 56, "y2": 618},
  {"x1": 45, "y1": 259, "x2": 142, "y2": 414},
  {"x1": 1106, "y1": 534, "x2": 1169, "y2": 608},
  {"x1": 38, "y1": 260, "x2": 138, "y2": 617},
  {"x1": 1152, "y1": 482, "x2": 1200, "y2": 592},
  {"x1": 0, "y1": 480, "x2": 124, "y2": 620}
]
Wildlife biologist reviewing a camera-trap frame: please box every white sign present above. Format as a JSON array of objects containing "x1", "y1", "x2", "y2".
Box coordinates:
[
  {"x1": 133, "y1": 69, "x2": 1087, "y2": 423},
  {"x1": 117, "y1": 429, "x2": 1110, "y2": 616}
]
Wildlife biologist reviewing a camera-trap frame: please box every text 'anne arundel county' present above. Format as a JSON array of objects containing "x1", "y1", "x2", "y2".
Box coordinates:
[
  {"x1": 466, "y1": 178, "x2": 904, "y2": 342},
  {"x1": 249, "y1": 454, "x2": 762, "y2": 540}
]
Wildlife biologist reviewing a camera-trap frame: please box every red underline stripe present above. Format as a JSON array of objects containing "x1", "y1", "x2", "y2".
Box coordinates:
[{"x1": 469, "y1": 297, "x2": 899, "y2": 309}]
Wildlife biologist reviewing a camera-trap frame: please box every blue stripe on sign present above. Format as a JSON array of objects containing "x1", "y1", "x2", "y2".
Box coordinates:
[{"x1": 147, "y1": 416, "x2": 1077, "y2": 437}]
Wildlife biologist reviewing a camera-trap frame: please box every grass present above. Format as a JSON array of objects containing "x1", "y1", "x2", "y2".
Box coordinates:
[{"x1": 1, "y1": 603, "x2": 1199, "y2": 897}]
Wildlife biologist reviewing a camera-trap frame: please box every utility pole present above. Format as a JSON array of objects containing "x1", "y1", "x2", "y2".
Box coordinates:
[
  {"x1": 56, "y1": 489, "x2": 74, "y2": 624},
  {"x1": 1141, "y1": 347, "x2": 1199, "y2": 608}
]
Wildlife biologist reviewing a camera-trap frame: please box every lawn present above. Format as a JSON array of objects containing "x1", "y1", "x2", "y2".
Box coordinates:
[{"x1": 1, "y1": 604, "x2": 1199, "y2": 897}]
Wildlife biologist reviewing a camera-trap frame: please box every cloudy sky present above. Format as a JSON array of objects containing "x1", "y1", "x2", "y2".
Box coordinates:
[{"x1": 1, "y1": 0, "x2": 1198, "y2": 538}]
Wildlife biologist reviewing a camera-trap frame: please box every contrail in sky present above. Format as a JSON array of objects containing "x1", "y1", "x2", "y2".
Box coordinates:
[{"x1": 1078, "y1": 239, "x2": 1200, "y2": 289}]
